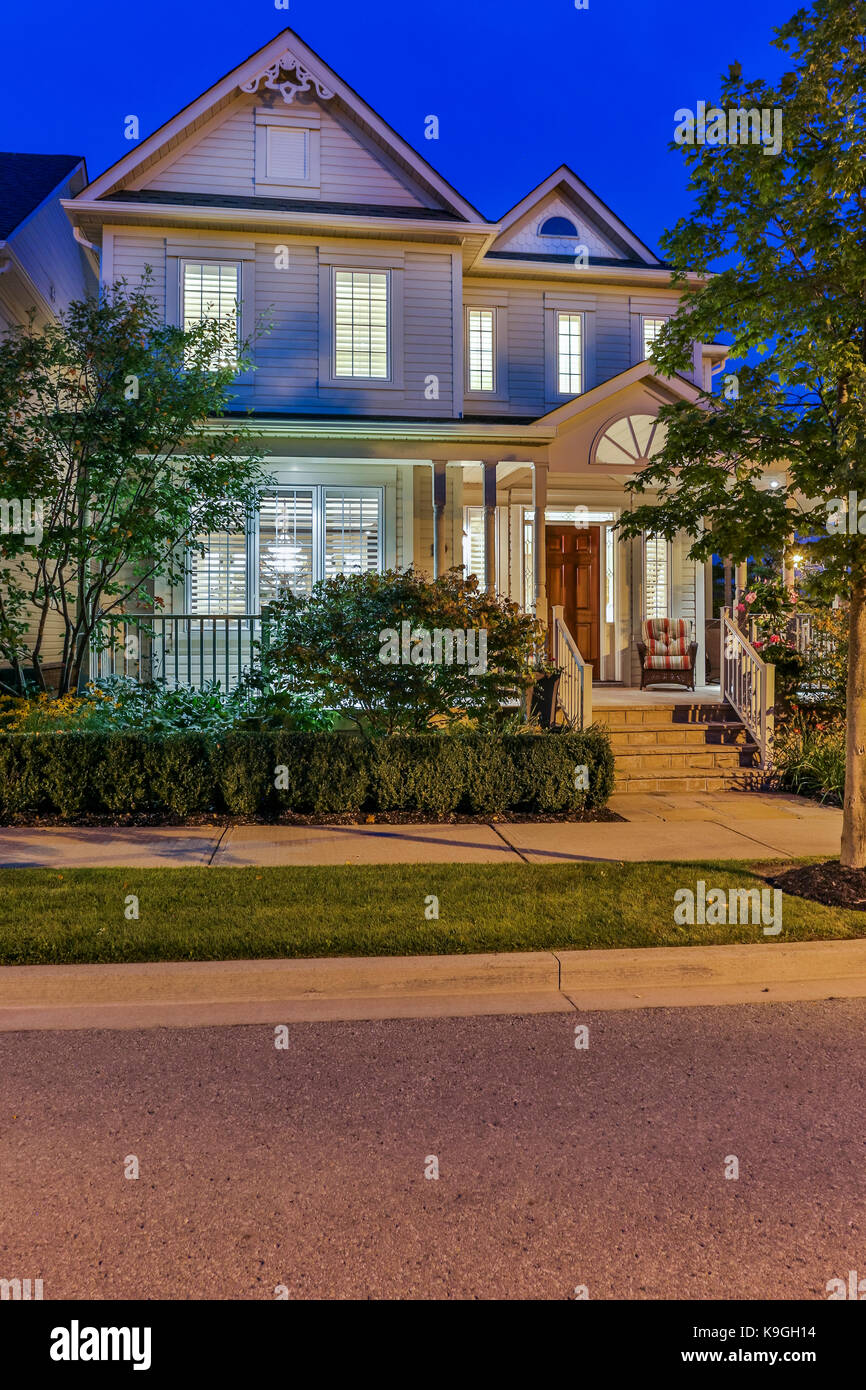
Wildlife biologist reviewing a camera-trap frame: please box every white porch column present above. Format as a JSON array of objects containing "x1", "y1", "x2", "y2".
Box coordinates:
[
  {"x1": 735, "y1": 561, "x2": 748, "y2": 608},
  {"x1": 694, "y1": 555, "x2": 707, "y2": 686},
  {"x1": 431, "y1": 460, "x2": 448, "y2": 579},
  {"x1": 482, "y1": 459, "x2": 498, "y2": 593},
  {"x1": 532, "y1": 461, "x2": 548, "y2": 625}
]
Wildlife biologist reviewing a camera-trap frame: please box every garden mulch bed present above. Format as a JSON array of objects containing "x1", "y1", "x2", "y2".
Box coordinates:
[
  {"x1": 0, "y1": 808, "x2": 624, "y2": 829},
  {"x1": 767, "y1": 860, "x2": 866, "y2": 911}
]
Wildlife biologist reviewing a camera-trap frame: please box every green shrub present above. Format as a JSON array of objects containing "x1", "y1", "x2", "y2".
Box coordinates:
[
  {"x1": 211, "y1": 731, "x2": 274, "y2": 817},
  {"x1": 145, "y1": 734, "x2": 212, "y2": 818},
  {"x1": 0, "y1": 727, "x2": 615, "y2": 821},
  {"x1": 773, "y1": 714, "x2": 845, "y2": 804},
  {"x1": 262, "y1": 566, "x2": 544, "y2": 735}
]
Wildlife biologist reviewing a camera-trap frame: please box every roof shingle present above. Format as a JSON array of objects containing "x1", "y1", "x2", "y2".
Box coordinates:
[{"x1": 0, "y1": 153, "x2": 83, "y2": 239}]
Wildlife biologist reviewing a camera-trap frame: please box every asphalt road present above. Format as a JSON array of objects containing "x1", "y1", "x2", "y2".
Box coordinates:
[{"x1": 1, "y1": 1000, "x2": 864, "y2": 1300}]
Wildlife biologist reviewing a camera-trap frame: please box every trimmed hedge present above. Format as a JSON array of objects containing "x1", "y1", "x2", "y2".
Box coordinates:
[{"x1": 0, "y1": 727, "x2": 615, "y2": 821}]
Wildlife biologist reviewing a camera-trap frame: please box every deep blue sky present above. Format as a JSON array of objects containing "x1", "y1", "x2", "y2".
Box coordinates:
[{"x1": 3, "y1": 0, "x2": 795, "y2": 255}]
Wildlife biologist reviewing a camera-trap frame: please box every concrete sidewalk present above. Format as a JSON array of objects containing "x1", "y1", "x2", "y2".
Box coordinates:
[
  {"x1": 1, "y1": 938, "x2": 865, "y2": 1030},
  {"x1": 0, "y1": 792, "x2": 842, "y2": 868}
]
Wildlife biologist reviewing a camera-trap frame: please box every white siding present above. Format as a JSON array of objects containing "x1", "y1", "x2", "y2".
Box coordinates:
[
  {"x1": 138, "y1": 97, "x2": 434, "y2": 208},
  {"x1": 8, "y1": 170, "x2": 96, "y2": 315},
  {"x1": 140, "y1": 107, "x2": 256, "y2": 196},
  {"x1": 319, "y1": 109, "x2": 428, "y2": 206},
  {"x1": 253, "y1": 241, "x2": 319, "y2": 405},
  {"x1": 403, "y1": 250, "x2": 453, "y2": 411},
  {"x1": 112, "y1": 233, "x2": 166, "y2": 308},
  {"x1": 672, "y1": 532, "x2": 698, "y2": 628}
]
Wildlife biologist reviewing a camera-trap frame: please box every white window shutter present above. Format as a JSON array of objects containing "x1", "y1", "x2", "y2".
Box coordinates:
[{"x1": 266, "y1": 126, "x2": 308, "y2": 182}]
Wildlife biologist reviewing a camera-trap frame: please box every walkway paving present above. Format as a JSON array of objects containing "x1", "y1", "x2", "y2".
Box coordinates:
[{"x1": 0, "y1": 792, "x2": 841, "y2": 867}]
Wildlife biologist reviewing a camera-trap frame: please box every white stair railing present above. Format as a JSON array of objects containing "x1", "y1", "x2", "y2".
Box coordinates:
[
  {"x1": 722, "y1": 609, "x2": 775, "y2": 768},
  {"x1": 551, "y1": 605, "x2": 592, "y2": 729}
]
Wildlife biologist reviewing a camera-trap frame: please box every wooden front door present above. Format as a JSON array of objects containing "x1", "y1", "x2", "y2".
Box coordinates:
[{"x1": 546, "y1": 525, "x2": 601, "y2": 675}]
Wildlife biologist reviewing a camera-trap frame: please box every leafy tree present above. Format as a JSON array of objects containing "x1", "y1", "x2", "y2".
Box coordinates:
[
  {"x1": 618, "y1": 0, "x2": 866, "y2": 865},
  {"x1": 0, "y1": 277, "x2": 263, "y2": 694},
  {"x1": 262, "y1": 566, "x2": 544, "y2": 736}
]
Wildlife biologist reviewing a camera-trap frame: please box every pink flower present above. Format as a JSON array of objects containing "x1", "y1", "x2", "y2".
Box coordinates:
[
  {"x1": 736, "y1": 603, "x2": 746, "y2": 614},
  {"x1": 753, "y1": 639, "x2": 764, "y2": 649},
  {"x1": 769, "y1": 633, "x2": 781, "y2": 644},
  {"x1": 745, "y1": 591, "x2": 757, "y2": 603}
]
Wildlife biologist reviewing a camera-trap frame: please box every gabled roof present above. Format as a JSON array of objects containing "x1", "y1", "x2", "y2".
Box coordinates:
[
  {"x1": 489, "y1": 165, "x2": 661, "y2": 266},
  {"x1": 539, "y1": 360, "x2": 703, "y2": 428},
  {"x1": 0, "y1": 153, "x2": 85, "y2": 238},
  {"x1": 77, "y1": 27, "x2": 488, "y2": 224}
]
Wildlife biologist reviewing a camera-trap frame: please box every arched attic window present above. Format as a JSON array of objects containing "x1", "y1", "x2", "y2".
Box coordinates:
[
  {"x1": 593, "y1": 413, "x2": 668, "y2": 467},
  {"x1": 539, "y1": 215, "x2": 578, "y2": 238}
]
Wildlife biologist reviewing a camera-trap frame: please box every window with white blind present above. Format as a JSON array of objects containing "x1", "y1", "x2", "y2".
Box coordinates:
[
  {"x1": 557, "y1": 312, "x2": 583, "y2": 395},
  {"x1": 266, "y1": 126, "x2": 308, "y2": 182},
  {"x1": 644, "y1": 534, "x2": 670, "y2": 619},
  {"x1": 182, "y1": 262, "x2": 240, "y2": 368},
  {"x1": 333, "y1": 270, "x2": 389, "y2": 379},
  {"x1": 323, "y1": 491, "x2": 381, "y2": 579},
  {"x1": 462, "y1": 507, "x2": 485, "y2": 580},
  {"x1": 255, "y1": 112, "x2": 320, "y2": 190},
  {"x1": 189, "y1": 488, "x2": 384, "y2": 613},
  {"x1": 466, "y1": 308, "x2": 495, "y2": 392},
  {"x1": 642, "y1": 316, "x2": 667, "y2": 358},
  {"x1": 188, "y1": 530, "x2": 248, "y2": 614},
  {"x1": 259, "y1": 491, "x2": 316, "y2": 603}
]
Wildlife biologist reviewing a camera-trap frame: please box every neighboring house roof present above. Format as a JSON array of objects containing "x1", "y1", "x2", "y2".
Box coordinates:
[{"x1": 0, "y1": 152, "x2": 84, "y2": 237}]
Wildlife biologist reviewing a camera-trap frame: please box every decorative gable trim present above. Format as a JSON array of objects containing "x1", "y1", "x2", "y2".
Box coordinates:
[
  {"x1": 74, "y1": 27, "x2": 488, "y2": 224},
  {"x1": 239, "y1": 48, "x2": 335, "y2": 104}
]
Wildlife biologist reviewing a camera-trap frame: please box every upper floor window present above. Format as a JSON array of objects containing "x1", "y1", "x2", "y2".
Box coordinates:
[
  {"x1": 642, "y1": 316, "x2": 668, "y2": 358},
  {"x1": 540, "y1": 216, "x2": 579, "y2": 238},
  {"x1": 557, "y1": 311, "x2": 583, "y2": 395},
  {"x1": 466, "y1": 307, "x2": 495, "y2": 392},
  {"x1": 182, "y1": 261, "x2": 239, "y2": 368},
  {"x1": 333, "y1": 269, "x2": 390, "y2": 379}
]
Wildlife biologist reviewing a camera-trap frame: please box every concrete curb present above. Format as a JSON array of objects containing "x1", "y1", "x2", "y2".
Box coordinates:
[{"x1": 1, "y1": 939, "x2": 865, "y2": 1030}]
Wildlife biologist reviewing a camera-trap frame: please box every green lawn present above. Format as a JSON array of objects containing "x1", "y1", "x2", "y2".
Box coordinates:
[{"x1": 0, "y1": 861, "x2": 861, "y2": 965}]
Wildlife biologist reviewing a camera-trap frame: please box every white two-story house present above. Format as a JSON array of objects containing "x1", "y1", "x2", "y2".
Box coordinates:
[{"x1": 63, "y1": 26, "x2": 730, "y2": 706}]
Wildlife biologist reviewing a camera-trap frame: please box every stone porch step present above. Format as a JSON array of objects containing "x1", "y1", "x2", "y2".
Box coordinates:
[
  {"x1": 614, "y1": 766, "x2": 768, "y2": 794},
  {"x1": 597, "y1": 703, "x2": 732, "y2": 728},
  {"x1": 612, "y1": 744, "x2": 757, "y2": 773},
  {"x1": 606, "y1": 722, "x2": 751, "y2": 749}
]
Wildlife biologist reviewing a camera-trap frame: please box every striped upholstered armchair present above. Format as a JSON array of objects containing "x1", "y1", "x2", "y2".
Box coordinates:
[{"x1": 636, "y1": 618, "x2": 699, "y2": 691}]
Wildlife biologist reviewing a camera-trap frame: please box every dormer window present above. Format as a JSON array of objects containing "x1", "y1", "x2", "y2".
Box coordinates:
[{"x1": 539, "y1": 216, "x2": 579, "y2": 238}]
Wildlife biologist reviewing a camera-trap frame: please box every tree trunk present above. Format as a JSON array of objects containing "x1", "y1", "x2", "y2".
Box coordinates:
[{"x1": 841, "y1": 573, "x2": 866, "y2": 867}]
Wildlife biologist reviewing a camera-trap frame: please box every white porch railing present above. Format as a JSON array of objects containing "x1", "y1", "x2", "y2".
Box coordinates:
[
  {"x1": 722, "y1": 608, "x2": 775, "y2": 768},
  {"x1": 551, "y1": 604, "x2": 593, "y2": 729},
  {"x1": 747, "y1": 611, "x2": 817, "y2": 656},
  {"x1": 90, "y1": 613, "x2": 266, "y2": 692}
]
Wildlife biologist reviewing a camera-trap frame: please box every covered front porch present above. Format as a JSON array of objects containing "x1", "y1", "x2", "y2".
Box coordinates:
[{"x1": 89, "y1": 372, "x2": 718, "y2": 720}]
